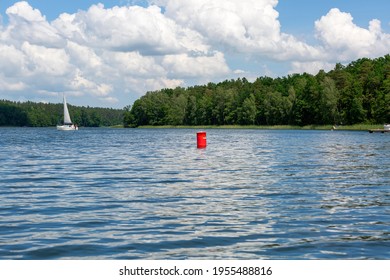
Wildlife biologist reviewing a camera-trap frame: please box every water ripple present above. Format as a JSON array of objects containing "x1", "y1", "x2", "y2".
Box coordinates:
[{"x1": 0, "y1": 128, "x2": 389, "y2": 259}]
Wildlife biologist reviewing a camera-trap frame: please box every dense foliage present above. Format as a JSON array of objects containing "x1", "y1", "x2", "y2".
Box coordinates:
[
  {"x1": 124, "y1": 55, "x2": 390, "y2": 127},
  {"x1": 0, "y1": 100, "x2": 124, "y2": 127}
]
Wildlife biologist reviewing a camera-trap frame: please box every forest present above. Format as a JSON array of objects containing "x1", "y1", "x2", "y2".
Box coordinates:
[
  {"x1": 0, "y1": 100, "x2": 124, "y2": 127},
  {"x1": 124, "y1": 55, "x2": 390, "y2": 127}
]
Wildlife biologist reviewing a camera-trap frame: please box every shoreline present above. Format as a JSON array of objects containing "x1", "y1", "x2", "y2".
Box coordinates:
[
  {"x1": 0, "y1": 124, "x2": 384, "y2": 131},
  {"x1": 134, "y1": 124, "x2": 384, "y2": 131}
]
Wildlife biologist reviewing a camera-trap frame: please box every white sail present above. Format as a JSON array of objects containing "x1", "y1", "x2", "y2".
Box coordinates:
[
  {"x1": 57, "y1": 95, "x2": 78, "y2": 130},
  {"x1": 63, "y1": 95, "x2": 72, "y2": 124}
]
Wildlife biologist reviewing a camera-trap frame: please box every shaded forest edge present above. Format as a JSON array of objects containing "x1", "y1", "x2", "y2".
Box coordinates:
[
  {"x1": 0, "y1": 100, "x2": 124, "y2": 127},
  {"x1": 124, "y1": 55, "x2": 390, "y2": 128}
]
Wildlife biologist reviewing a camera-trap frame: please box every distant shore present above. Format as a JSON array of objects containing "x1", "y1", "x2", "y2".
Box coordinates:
[
  {"x1": 131, "y1": 124, "x2": 383, "y2": 131},
  {"x1": 1, "y1": 124, "x2": 383, "y2": 131}
]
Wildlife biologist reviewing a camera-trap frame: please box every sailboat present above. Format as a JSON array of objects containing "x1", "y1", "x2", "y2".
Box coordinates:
[{"x1": 57, "y1": 95, "x2": 78, "y2": 131}]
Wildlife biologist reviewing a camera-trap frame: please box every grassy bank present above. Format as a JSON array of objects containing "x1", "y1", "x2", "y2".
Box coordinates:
[
  {"x1": 331, "y1": 124, "x2": 383, "y2": 131},
  {"x1": 135, "y1": 124, "x2": 383, "y2": 131}
]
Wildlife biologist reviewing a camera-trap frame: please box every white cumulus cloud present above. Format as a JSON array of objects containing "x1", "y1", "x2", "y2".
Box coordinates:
[
  {"x1": 5, "y1": 1, "x2": 64, "y2": 47},
  {"x1": 160, "y1": 0, "x2": 320, "y2": 60},
  {"x1": 52, "y1": 4, "x2": 208, "y2": 55},
  {"x1": 315, "y1": 8, "x2": 390, "y2": 61}
]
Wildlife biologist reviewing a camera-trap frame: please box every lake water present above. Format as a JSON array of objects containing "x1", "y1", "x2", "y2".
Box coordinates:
[{"x1": 0, "y1": 128, "x2": 389, "y2": 259}]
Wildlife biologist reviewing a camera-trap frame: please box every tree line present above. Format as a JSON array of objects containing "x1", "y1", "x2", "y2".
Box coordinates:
[
  {"x1": 124, "y1": 55, "x2": 390, "y2": 127},
  {"x1": 0, "y1": 100, "x2": 124, "y2": 127}
]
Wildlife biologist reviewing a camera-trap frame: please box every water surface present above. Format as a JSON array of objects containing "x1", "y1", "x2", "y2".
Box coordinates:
[{"x1": 0, "y1": 128, "x2": 389, "y2": 259}]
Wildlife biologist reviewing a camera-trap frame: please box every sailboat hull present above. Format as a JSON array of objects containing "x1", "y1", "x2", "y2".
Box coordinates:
[{"x1": 57, "y1": 124, "x2": 78, "y2": 131}]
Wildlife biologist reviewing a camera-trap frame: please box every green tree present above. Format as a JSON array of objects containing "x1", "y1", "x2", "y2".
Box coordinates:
[
  {"x1": 239, "y1": 94, "x2": 257, "y2": 125},
  {"x1": 319, "y1": 77, "x2": 340, "y2": 124}
]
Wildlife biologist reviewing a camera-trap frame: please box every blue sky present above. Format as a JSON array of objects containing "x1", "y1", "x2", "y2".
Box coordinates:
[{"x1": 0, "y1": 0, "x2": 389, "y2": 108}]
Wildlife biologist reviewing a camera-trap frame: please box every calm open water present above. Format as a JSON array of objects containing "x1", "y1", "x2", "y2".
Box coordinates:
[{"x1": 0, "y1": 128, "x2": 389, "y2": 260}]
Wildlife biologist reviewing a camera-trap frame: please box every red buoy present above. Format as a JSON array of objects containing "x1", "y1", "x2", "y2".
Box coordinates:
[{"x1": 197, "y1": 131, "x2": 207, "y2": 149}]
